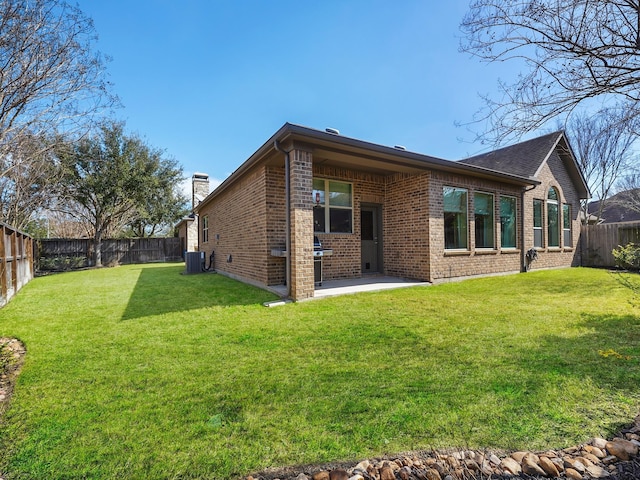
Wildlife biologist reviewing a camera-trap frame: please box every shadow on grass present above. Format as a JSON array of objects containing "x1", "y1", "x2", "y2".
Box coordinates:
[
  {"x1": 121, "y1": 265, "x2": 277, "y2": 320},
  {"x1": 492, "y1": 311, "x2": 640, "y2": 439}
]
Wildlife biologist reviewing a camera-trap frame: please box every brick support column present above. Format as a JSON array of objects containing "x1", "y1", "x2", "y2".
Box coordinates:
[{"x1": 289, "y1": 146, "x2": 314, "y2": 300}]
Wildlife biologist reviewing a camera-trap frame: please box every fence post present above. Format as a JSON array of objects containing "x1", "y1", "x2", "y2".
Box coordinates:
[{"x1": 0, "y1": 224, "x2": 7, "y2": 302}]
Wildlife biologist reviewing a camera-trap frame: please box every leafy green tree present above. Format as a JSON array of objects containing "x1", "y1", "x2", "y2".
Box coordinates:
[
  {"x1": 126, "y1": 163, "x2": 189, "y2": 238},
  {"x1": 57, "y1": 121, "x2": 185, "y2": 266}
]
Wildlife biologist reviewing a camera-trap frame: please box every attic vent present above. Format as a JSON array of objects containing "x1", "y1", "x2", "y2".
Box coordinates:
[
  {"x1": 325, "y1": 127, "x2": 340, "y2": 135},
  {"x1": 394, "y1": 145, "x2": 406, "y2": 151}
]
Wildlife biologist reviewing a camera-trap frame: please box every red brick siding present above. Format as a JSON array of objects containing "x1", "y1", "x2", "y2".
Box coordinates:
[
  {"x1": 428, "y1": 171, "x2": 523, "y2": 282},
  {"x1": 265, "y1": 166, "x2": 286, "y2": 285},
  {"x1": 289, "y1": 148, "x2": 314, "y2": 300},
  {"x1": 312, "y1": 165, "x2": 387, "y2": 280},
  {"x1": 384, "y1": 172, "x2": 431, "y2": 280},
  {"x1": 524, "y1": 151, "x2": 582, "y2": 269},
  {"x1": 198, "y1": 164, "x2": 269, "y2": 284}
]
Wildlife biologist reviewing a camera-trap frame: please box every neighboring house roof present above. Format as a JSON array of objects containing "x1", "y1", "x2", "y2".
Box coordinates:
[
  {"x1": 588, "y1": 189, "x2": 640, "y2": 224},
  {"x1": 459, "y1": 131, "x2": 590, "y2": 199},
  {"x1": 174, "y1": 214, "x2": 195, "y2": 230},
  {"x1": 195, "y1": 123, "x2": 542, "y2": 212}
]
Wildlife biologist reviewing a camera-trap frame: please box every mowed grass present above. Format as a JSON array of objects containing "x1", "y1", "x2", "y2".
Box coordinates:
[{"x1": 0, "y1": 264, "x2": 639, "y2": 479}]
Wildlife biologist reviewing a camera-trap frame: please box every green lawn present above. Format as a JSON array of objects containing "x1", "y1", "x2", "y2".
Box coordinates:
[{"x1": 0, "y1": 264, "x2": 639, "y2": 479}]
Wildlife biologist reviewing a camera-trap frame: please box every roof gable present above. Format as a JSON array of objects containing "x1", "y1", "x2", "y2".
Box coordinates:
[{"x1": 459, "y1": 132, "x2": 590, "y2": 199}]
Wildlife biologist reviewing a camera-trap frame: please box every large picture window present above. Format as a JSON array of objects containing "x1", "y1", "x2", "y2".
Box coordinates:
[
  {"x1": 547, "y1": 188, "x2": 560, "y2": 247},
  {"x1": 500, "y1": 196, "x2": 517, "y2": 249},
  {"x1": 313, "y1": 179, "x2": 353, "y2": 233},
  {"x1": 474, "y1": 192, "x2": 494, "y2": 248},
  {"x1": 563, "y1": 203, "x2": 572, "y2": 247},
  {"x1": 444, "y1": 186, "x2": 468, "y2": 250},
  {"x1": 533, "y1": 199, "x2": 543, "y2": 248}
]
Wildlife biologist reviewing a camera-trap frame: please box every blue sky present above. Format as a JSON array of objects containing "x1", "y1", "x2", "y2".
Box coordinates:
[{"x1": 78, "y1": 1, "x2": 517, "y2": 190}]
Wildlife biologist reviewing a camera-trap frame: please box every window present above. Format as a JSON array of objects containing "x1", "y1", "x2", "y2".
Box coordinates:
[
  {"x1": 444, "y1": 186, "x2": 468, "y2": 249},
  {"x1": 201, "y1": 215, "x2": 209, "y2": 243},
  {"x1": 500, "y1": 196, "x2": 517, "y2": 249},
  {"x1": 312, "y1": 179, "x2": 353, "y2": 233},
  {"x1": 563, "y1": 203, "x2": 572, "y2": 247},
  {"x1": 474, "y1": 192, "x2": 494, "y2": 248},
  {"x1": 533, "y1": 199, "x2": 543, "y2": 248},
  {"x1": 547, "y1": 188, "x2": 560, "y2": 247}
]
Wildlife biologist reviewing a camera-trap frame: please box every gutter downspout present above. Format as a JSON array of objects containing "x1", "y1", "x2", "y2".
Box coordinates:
[
  {"x1": 274, "y1": 140, "x2": 292, "y2": 298},
  {"x1": 521, "y1": 185, "x2": 537, "y2": 272}
]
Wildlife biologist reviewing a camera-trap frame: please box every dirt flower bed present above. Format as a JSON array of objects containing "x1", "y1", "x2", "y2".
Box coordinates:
[{"x1": 0, "y1": 338, "x2": 26, "y2": 417}]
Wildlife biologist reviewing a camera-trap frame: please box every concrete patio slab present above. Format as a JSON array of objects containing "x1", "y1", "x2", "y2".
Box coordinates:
[{"x1": 313, "y1": 276, "x2": 429, "y2": 298}]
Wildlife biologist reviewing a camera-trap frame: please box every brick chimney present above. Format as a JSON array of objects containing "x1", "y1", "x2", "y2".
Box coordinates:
[{"x1": 192, "y1": 173, "x2": 210, "y2": 209}]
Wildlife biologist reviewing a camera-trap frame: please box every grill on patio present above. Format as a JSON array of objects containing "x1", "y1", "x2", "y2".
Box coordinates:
[{"x1": 313, "y1": 236, "x2": 333, "y2": 286}]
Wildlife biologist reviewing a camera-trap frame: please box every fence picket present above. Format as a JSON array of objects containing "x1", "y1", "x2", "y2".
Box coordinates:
[
  {"x1": 36, "y1": 237, "x2": 182, "y2": 271},
  {"x1": 581, "y1": 222, "x2": 640, "y2": 267},
  {"x1": 0, "y1": 222, "x2": 34, "y2": 307}
]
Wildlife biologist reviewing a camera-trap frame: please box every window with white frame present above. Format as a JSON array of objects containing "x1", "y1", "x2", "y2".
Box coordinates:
[
  {"x1": 563, "y1": 203, "x2": 572, "y2": 247},
  {"x1": 500, "y1": 196, "x2": 517, "y2": 249},
  {"x1": 201, "y1": 215, "x2": 209, "y2": 243},
  {"x1": 474, "y1": 192, "x2": 494, "y2": 248},
  {"x1": 547, "y1": 187, "x2": 560, "y2": 247},
  {"x1": 533, "y1": 199, "x2": 543, "y2": 248},
  {"x1": 444, "y1": 186, "x2": 468, "y2": 250},
  {"x1": 312, "y1": 179, "x2": 353, "y2": 233}
]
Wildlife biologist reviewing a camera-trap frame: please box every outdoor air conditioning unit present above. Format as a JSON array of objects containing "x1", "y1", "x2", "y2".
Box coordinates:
[{"x1": 185, "y1": 251, "x2": 204, "y2": 274}]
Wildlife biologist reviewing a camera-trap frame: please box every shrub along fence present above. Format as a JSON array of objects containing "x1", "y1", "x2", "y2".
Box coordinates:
[
  {"x1": 37, "y1": 237, "x2": 183, "y2": 271},
  {"x1": 0, "y1": 222, "x2": 34, "y2": 307},
  {"x1": 581, "y1": 222, "x2": 640, "y2": 267}
]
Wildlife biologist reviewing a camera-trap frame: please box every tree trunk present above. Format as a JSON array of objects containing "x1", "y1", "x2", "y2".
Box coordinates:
[{"x1": 94, "y1": 229, "x2": 103, "y2": 267}]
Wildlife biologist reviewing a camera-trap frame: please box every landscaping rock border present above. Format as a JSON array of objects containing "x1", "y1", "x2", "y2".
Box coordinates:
[{"x1": 248, "y1": 416, "x2": 640, "y2": 480}]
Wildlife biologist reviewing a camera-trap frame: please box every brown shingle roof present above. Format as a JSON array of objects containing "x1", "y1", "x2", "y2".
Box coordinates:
[
  {"x1": 588, "y1": 189, "x2": 640, "y2": 224},
  {"x1": 459, "y1": 131, "x2": 563, "y2": 178}
]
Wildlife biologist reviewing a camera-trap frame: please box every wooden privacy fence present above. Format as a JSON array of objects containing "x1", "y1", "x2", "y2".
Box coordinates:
[
  {"x1": 0, "y1": 223, "x2": 34, "y2": 307},
  {"x1": 37, "y1": 237, "x2": 183, "y2": 271},
  {"x1": 581, "y1": 222, "x2": 640, "y2": 267}
]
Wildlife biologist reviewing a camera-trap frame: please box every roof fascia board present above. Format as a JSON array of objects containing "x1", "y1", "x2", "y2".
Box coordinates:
[
  {"x1": 558, "y1": 133, "x2": 591, "y2": 198},
  {"x1": 533, "y1": 132, "x2": 590, "y2": 199},
  {"x1": 283, "y1": 124, "x2": 538, "y2": 186},
  {"x1": 196, "y1": 123, "x2": 540, "y2": 211},
  {"x1": 533, "y1": 132, "x2": 562, "y2": 179}
]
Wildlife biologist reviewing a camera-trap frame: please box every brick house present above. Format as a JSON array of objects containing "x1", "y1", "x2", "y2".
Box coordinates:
[{"x1": 194, "y1": 123, "x2": 589, "y2": 301}]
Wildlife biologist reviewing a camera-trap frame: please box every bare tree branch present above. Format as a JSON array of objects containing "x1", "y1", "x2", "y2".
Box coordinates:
[
  {"x1": 562, "y1": 109, "x2": 639, "y2": 223},
  {"x1": 461, "y1": 0, "x2": 640, "y2": 144},
  {"x1": 0, "y1": 0, "x2": 117, "y2": 229}
]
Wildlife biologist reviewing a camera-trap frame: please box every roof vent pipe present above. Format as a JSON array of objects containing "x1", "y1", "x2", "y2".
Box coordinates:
[{"x1": 325, "y1": 127, "x2": 340, "y2": 135}]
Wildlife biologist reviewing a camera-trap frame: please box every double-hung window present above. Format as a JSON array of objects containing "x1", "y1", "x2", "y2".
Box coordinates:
[
  {"x1": 444, "y1": 187, "x2": 468, "y2": 249},
  {"x1": 474, "y1": 192, "x2": 494, "y2": 248},
  {"x1": 563, "y1": 203, "x2": 572, "y2": 247},
  {"x1": 201, "y1": 215, "x2": 209, "y2": 243},
  {"x1": 533, "y1": 199, "x2": 543, "y2": 248},
  {"x1": 312, "y1": 179, "x2": 353, "y2": 233},
  {"x1": 547, "y1": 188, "x2": 560, "y2": 247},
  {"x1": 500, "y1": 196, "x2": 517, "y2": 249}
]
